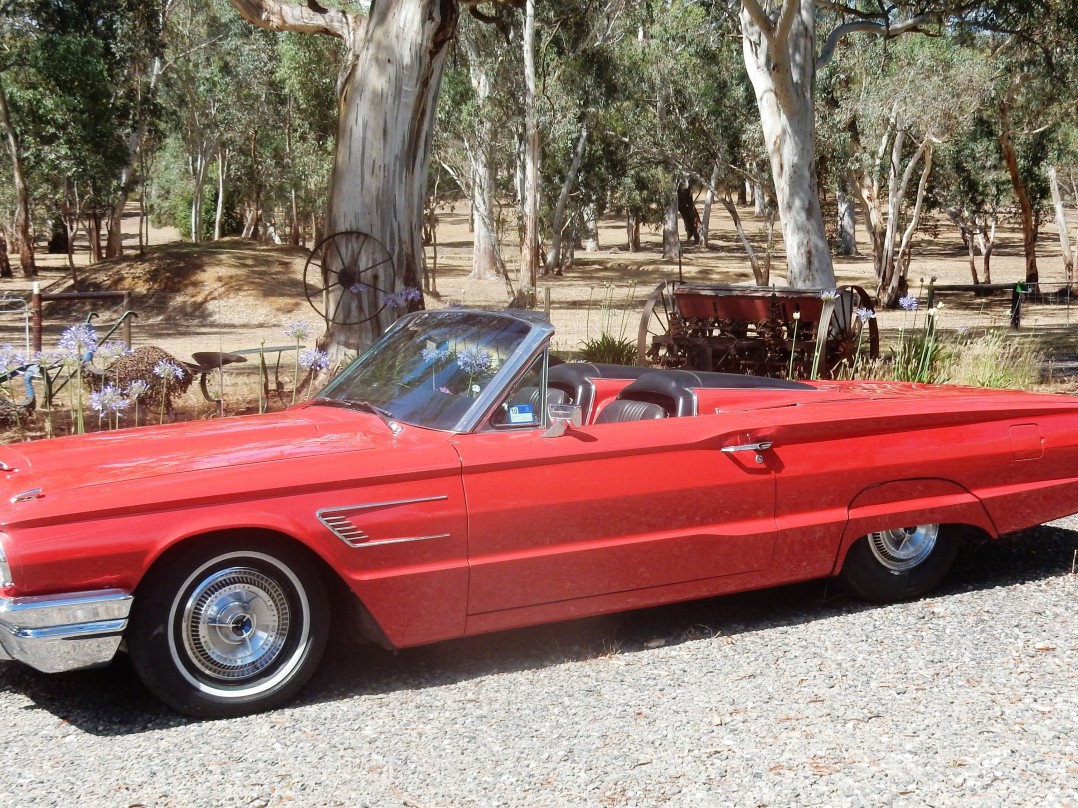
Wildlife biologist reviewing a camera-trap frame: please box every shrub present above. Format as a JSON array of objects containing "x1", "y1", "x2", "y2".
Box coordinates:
[{"x1": 579, "y1": 333, "x2": 637, "y2": 365}]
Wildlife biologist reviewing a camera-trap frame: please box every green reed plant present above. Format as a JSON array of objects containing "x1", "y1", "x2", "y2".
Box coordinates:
[{"x1": 579, "y1": 332, "x2": 637, "y2": 365}]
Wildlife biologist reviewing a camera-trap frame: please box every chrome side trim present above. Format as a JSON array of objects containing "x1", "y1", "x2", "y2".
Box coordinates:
[
  {"x1": 11, "y1": 487, "x2": 42, "y2": 504},
  {"x1": 355, "y1": 534, "x2": 450, "y2": 548},
  {"x1": 317, "y1": 495, "x2": 450, "y2": 548},
  {"x1": 0, "y1": 588, "x2": 132, "y2": 673}
]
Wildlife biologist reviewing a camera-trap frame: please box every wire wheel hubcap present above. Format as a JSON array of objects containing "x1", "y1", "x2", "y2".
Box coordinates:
[
  {"x1": 868, "y1": 525, "x2": 940, "y2": 572},
  {"x1": 182, "y1": 567, "x2": 291, "y2": 681}
]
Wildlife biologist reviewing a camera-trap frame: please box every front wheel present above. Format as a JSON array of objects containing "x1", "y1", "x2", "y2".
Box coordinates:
[
  {"x1": 839, "y1": 524, "x2": 960, "y2": 603},
  {"x1": 128, "y1": 540, "x2": 329, "y2": 718}
]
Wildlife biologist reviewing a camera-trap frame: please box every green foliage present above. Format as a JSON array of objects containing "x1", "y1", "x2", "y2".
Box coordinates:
[
  {"x1": 868, "y1": 323, "x2": 1044, "y2": 388},
  {"x1": 0, "y1": 0, "x2": 161, "y2": 229},
  {"x1": 578, "y1": 333, "x2": 637, "y2": 365},
  {"x1": 943, "y1": 329, "x2": 1044, "y2": 389}
]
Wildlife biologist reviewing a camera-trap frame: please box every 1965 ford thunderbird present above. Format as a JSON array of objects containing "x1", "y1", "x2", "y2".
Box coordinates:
[{"x1": 1, "y1": 309, "x2": 1077, "y2": 717}]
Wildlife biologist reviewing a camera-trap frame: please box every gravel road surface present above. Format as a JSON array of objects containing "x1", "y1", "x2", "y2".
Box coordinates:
[{"x1": 1, "y1": 523, "x2": 1076, "y2": 808}]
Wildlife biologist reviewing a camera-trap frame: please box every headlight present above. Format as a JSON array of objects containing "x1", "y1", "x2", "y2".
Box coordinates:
[{"x1": 0, "y1": 533, "x2": 13, "y2": 588}]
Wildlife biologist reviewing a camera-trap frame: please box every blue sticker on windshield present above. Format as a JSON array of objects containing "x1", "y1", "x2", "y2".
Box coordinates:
[{"x1": 508, "y1": 403, "x2": 536, "y2": 425}]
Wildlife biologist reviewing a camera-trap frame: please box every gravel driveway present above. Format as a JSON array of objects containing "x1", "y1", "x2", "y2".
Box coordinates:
[{"x1": 2, "y1": 523, "x2": 1076, "y2": 808}]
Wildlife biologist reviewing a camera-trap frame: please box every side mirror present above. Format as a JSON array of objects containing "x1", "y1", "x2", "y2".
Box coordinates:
[{"x1": 544, "y1": 403, "x2": 582, "y2": 437}]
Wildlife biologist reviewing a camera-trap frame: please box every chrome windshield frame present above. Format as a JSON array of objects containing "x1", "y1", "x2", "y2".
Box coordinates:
[{"x1": 316, "y1": 309, "x2": 554, "y2": 435}]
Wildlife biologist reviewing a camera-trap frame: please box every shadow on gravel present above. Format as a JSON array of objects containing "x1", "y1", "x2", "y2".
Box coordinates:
[{"x1": 2, "y1": 524, "x2": 1075, "y2": 734}]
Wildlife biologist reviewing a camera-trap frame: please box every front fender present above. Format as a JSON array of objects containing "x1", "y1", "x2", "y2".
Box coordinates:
[{"x1": 831, "y1": 478, "x2": 998, "y2": 574}]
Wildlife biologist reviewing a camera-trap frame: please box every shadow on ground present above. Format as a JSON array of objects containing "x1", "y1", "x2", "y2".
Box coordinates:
[{"x1": 2, "y1": 523, "x2": 1075, "y2": 735}]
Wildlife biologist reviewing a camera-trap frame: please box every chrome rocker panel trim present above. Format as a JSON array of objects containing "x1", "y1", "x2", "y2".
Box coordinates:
[{"x1": 0, "y1": 588, "x2": 132, "y2": 673}]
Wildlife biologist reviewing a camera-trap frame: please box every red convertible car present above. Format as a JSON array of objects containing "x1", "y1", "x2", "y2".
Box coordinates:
[{"x1": 1, "y1": 309, "x2": 1077, "y2": 717}]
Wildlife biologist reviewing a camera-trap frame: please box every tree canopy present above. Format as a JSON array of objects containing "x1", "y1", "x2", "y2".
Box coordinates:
[{"x1": 1, "y1": 0, "x2": 1077, "y2": 329}]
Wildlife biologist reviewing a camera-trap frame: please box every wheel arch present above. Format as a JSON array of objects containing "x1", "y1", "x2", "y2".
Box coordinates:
[
  {"x1": 132, "y1": 527, "x2": 394, "y2": 649},
  {"x1": 831, "y1": 478, "x2": 998, "y2": 574}
]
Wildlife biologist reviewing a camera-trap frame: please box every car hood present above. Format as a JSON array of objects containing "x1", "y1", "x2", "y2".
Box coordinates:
[{"x1": 0, "y1": 405, "x2": 383, "y2": 497}]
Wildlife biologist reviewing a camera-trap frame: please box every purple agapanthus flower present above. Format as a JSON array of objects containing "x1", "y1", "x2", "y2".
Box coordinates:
[
  {"x1": 898, "y1": 295, "x2": 919, "y2": 311},
  {"x1": 422, "y1": 346, "x2": 450, "y2": 364},
  {"x1": 127, "y1": 379, "x2": 150, "y2": 400},
  {"x1": 0, "y1": 344, "x2": 26, "y2": 374},
  {"x1": 854, "y1": 307, "x2": 876, "y2": 324},
  {"x1": 96, "y1": 340, "x2": 131, "y2": 366},
  {"x1": 299, "y1": 348, "x2": 331, "y2": 371},
  {"x1": 818, "y1": 289, "x2": 840, "y2": 302},
  {"x1": 90, "y1": 384, "x2": 130, "y2": 417},
  {"x1": 283, "y1": 320, "x2": 314, "y2": 341},
  {"x1": 152, "y1": 359, "x2": 186, "y2": 382},
  {"x1": 59, "y1": 323, "x2": 98, "y2": 359},
  {"x1": 456, "y1": 347, "x2": 493, "y2": 376},
  {"x1": 385, "y1": 287, "x2": 423, "y2": 310}
]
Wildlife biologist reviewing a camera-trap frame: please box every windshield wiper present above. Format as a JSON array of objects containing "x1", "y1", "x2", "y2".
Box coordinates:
[{"x1": 312, "y1": 398, "x2": 402, "y2": 434}]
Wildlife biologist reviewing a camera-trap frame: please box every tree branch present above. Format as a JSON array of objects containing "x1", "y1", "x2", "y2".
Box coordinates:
[
  {"x1": 227, "y1": 0, "x2": 352, "y2": 39},
  {"x1": 817, "y1": 12, "x2": 941, "y2": 70},
  {"x1": 774, "y1": 0, "x2": 803, "y2": 49},
  {"x1": 740, "y1": 0, "x2": 775, "y2": 48}
]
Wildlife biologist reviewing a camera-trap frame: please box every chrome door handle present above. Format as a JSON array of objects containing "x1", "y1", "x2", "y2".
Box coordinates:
[{"x1": 720, "y1": 441, "x2": 773, "y2": 464}]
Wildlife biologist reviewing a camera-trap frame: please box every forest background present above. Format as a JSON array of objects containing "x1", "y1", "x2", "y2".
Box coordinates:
[{"x1": 1, "y1": 0, "x2": 1078, "y2": 364}]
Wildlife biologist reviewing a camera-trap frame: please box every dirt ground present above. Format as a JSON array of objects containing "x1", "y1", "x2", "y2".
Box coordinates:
[{"x1": 2, "y1": 201, "x2": 1077, "y2": 424}]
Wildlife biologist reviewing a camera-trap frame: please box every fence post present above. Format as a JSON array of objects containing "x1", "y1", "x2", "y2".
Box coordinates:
[
  {"x1": 123, "y1": 291, "x2": 132, "y2": 346},
  {"x1": 31, "y1": 282, "x2": 41, "y2": 354},
  {"x1": 1010, "y1": 284, "x2": 1023, "y2": 328}
]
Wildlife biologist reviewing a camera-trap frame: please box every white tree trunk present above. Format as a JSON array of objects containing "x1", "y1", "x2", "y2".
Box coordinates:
[
  {"x1": 663, "y1": 178, "x2": 680, "y2": 259},
  {"x1": 701, "y1": 164, "x2": 720, "y2": 249},
  {"x1": 1048, "y1": 165, "x2": 1074, "y2": 289},
  {"x1": 462, "y1": 37, "x2": 502, "y2": 282},
  {"x1": 324, "y1": 2, "x2": 456, "y2": 347},
  {"x1": 519, "y1": 0, "x2": 540, "y2": 302},
  {"x1": 545, "y1": 117, "x2": 589, "y2": 275},
  {"x1": 214, "y1": 146, "x2": 228, "y2": 241},
  {"x1": 740, "y1": 0, "x2": 834, "y2": 289},
  {"x1": 837, "y1": 188, "x2": 857, "y2": 256},
  {"x1": 753, "y1": 183, "x2": 766, "y2": 217},
  {"x1": 229, "y1": 0, "x2": 457, "y2": 350}
]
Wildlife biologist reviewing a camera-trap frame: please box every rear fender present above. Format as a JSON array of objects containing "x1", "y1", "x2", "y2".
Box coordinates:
[{"x1": 832, "y1": 479, "x2": 998, "y2": 574}]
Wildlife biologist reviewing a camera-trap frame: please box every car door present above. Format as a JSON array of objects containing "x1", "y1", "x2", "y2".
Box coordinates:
[{"x1": 452, "y1": 411, "x2": 778, "y2": 618}]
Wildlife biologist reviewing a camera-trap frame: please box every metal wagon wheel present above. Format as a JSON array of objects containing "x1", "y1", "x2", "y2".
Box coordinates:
[
  {"x1": 637, "y1": 280, "x2": 687, "y2": 367},
  {"x1": 826, "y1": 284, "x2": 880, "y2": 373},
  {"x1": 303, "y1": 231, "x2": 395, "y2": 326}
]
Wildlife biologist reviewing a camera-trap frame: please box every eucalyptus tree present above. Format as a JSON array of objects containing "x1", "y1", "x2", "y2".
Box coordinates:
[
  {"x1": 532, "y1": 0, "x2": 630, "y2": 275},
  {"x1": 605, "y1": 2, "x2": 766, "y2": 275},
  {"x1": 432, "y1": 13, "x2": 518, "y2": 283},
  {"x1": 932, "y1": 116, "x2": 1011, "y2": 285},
  {"x1": 729, "y1": 0, "x2": 999, "y2": 291},
  {"x1": 275, "y1": 32, "x2": 338, "y2": 245},
  {"x1": 823, "y1": 36, "x2": 992, "y2": 304},
  {"x1": 19, "y1": 30, "x2": 131, "y2": 270},
  {"x1": 0, "y1": 0, "x2": 155, "y2": 272},
  {"x1": 1044, "y1": 122, "x2": 1078, "y2": 290},
  {"x1": 0, "y1": 0, "x2": 41, "y2": 275},
  {"x1": 226, "y1": 0, "x2": 524, "y2": 350},
  {"x1": 972, "y1": 0, "x2": 1078, "y2": 286}
]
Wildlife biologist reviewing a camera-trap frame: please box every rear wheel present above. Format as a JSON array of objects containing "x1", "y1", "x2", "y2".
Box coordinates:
[
  {"x1": 839, "y1": 524, "x2": 960, "y2": 602},
  {"x1": 128, "y1": 540, "x2": 329, "y2": 718}
]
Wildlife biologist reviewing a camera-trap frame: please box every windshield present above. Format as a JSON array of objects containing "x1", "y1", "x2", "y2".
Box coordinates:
[{"x1": 315, "y1": 311, "x2": 537, "y2": 431}]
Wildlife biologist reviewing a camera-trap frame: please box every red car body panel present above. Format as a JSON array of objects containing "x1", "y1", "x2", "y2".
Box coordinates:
[{"x1": 2, "y1": 361, "x2": 1078, "y2": 655}]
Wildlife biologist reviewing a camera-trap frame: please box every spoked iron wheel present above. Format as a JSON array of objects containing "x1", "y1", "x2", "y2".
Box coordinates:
[
  {"x1": 304, "y1": 231, "x2": 395, "y2": 326},
  {"x1": 826, "y1": 284, "x2": 880, "y2": 374},
  {"x1": 637, "y1": 280, "x2": 687, "y2": 367}
]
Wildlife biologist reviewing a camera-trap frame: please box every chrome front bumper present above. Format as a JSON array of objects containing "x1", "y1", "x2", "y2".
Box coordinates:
[{"x1": 0, "y1": 589, "x2": 132, "y2": 673}]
